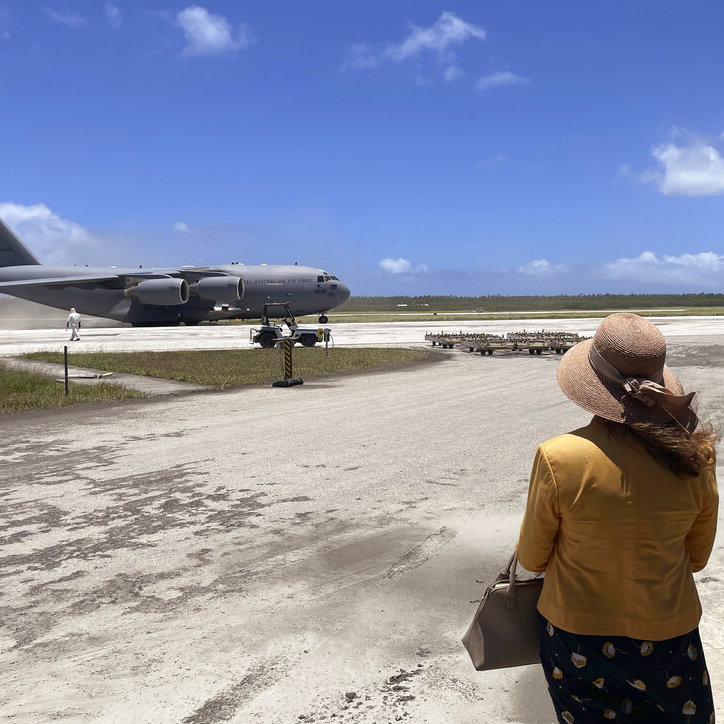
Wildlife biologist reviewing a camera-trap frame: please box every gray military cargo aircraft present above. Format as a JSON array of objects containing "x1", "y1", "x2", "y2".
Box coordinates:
[{"x1": 0, "y1": 217, "x2": 350, "y2": 326}]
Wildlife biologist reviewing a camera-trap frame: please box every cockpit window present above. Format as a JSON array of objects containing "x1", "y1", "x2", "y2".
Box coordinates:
[
  {"x1": 317, "y1": 275, "x2": 325, "y2": 283},
  {"x1": 330, "y1": 276, "x2": 339, "y2": 280}
]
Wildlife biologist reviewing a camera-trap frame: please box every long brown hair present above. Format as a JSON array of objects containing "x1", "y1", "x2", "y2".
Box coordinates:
[{"x1": 610, "y1": 419, "x2": 718, "y2": 478}]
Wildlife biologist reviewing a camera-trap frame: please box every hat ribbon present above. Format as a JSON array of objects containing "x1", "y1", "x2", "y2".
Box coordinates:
[{"x1": 588, "y1": 345, "x2": 696, "y2": 413}]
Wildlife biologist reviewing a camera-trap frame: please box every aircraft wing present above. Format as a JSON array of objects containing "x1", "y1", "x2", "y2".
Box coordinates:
[
  {"x1": 0, "y1": 270, "x2": 187, "y2": 290},
  {"x1": 0, "y1": 274, "x2": 122, "y2": 290},
  {"x1": 0, "y1": 267, "x2": 239, "y2": 292},
  {"x1": 173, "y1": 268, "x2": 237, "y2": 279}
]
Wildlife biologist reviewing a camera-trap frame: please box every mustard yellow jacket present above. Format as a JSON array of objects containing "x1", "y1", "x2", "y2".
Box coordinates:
[{"x1": 517, "y1": 419, "x2": 718, "y2": 640}]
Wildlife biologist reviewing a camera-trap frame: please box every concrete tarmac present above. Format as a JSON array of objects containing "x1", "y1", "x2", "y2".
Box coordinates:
[
  {"x1": 1, "y1": 319, "x2": 723, "y2": 723},
  {"x1": 0, "y1": 315, "x2": 723, "y2": 356}
]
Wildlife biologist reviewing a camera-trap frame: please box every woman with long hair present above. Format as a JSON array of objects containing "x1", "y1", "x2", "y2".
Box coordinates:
[{"x1": 517, "y1": 313, "x2": 718, "y2": 723}]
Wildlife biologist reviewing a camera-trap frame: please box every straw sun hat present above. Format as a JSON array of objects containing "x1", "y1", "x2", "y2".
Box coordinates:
[{"x1": 557, "y1": 313, "x2": 698, "y2": 433}]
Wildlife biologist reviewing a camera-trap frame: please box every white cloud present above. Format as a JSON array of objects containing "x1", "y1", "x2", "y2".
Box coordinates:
[
  {"x1": 379, "y1": 257, "x2": 428, "y2": 275},
  {"x1": 648, "y1": 142, "x2": 724, "y2": 196},
  {"x1": 176, "y1": 5, "x2": 252, "y2": 56},
  {"x1": 344, "y1": 12, "x2": 485, "y2": 82},
  {"x1": 600, "y1": 250, "x2": 724, "y2": 285},
  {"x1": 476, "y1": 70, "x2": 529, "y2": 91},
  {"x1": 380, "y1": 257, "x2": 411, "y2": 274},
  {"x1": 0, "y1": 202, "x2": 97, "y2": 265},
  {"x1": 386, "y1": 12, "x2": 485, "y2": 61},
  {"x1": 0, "y1": 7, "x2": 9, "y2": 40},
  {"x1": 517, "y1": 259, "x2": 568, "y2": 276},
  {"x1": 45, "y1": 8, "x2": 86, "y2": 29},
  {"x1": 173, "y1": 221, "x2": 190, "y2": 232},
  {"x1": 476, "y1": 152, "x2": 507, "y2": 169},
  {"x1": 345, "y1": 43, "x2": 381, "y2": 70},
  {"x1": 443, "y1": 64, "x2": 463, "y2": 82},
  {"x1": 664, "y1": 251, "x2": 723, "y2": 270},
  {"x1": 105, "y1": 1, "x2": 122, "y2": 27}
]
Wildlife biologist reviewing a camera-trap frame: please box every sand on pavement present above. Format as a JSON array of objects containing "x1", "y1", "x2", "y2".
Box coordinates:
[{"x1": 0, "y1": 324, "x2": 723, "y2": 723}]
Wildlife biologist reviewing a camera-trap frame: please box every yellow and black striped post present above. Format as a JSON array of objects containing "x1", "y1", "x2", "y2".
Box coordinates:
[
  {"x1": 283, "y1": 337, "x2": 293, "y2": 379},
  {"x1": 272, "y1": 337, "x2": 303, "y2": 387}
]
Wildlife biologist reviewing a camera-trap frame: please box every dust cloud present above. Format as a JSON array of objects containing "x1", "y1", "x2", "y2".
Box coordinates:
[{"x1": 0, "y1": 297, "x2": 121, "y2": 329}]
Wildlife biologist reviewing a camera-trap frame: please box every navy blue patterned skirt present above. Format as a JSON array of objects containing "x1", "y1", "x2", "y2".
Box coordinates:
[{"x1": 538, "y1": 614, "x2": 715, "y2": 723}]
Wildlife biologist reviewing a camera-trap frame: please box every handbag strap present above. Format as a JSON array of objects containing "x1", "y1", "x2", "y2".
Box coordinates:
[
  {"x1": 504, "y1": 552, "x2": 519, "y2": 611},
  {"x1": 490, "y1": 552, "x2": 537, "y2": 610}
]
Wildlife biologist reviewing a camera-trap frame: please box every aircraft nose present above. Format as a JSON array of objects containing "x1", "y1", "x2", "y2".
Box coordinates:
[{"x1": 337, "y1": 282, "x2": 351, "y2": 303}]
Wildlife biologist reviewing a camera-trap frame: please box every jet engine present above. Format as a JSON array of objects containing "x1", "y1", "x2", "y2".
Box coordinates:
[
  {"x1": 190, "y1": 276, "x2": 244, "y2": 304},
  {"x1": 124, "y1": 278, "x2": 189, "y2": 305}
]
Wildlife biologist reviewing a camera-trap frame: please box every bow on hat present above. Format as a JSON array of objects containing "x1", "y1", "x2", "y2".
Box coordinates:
[{"x1": 588, "y1": 345, "x2": 698, "y2": 429}]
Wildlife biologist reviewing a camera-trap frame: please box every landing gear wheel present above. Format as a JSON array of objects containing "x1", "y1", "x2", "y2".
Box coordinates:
[
  {"x1": 318, "y1": 315, "x2": 328, "y2": 324},
  {"x1": 258, "y1": 332, "x2": 276, "y2": 349}
]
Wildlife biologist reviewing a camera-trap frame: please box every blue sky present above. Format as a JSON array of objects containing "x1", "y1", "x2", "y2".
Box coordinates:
[{"x1": 1, "y1": 1, "x2": 724, "y2": 296}]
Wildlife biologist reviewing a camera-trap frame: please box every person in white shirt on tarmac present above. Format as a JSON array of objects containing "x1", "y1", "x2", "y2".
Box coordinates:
[{"x1": 66, "y1": 308, "x2": 81, "y2": 341}]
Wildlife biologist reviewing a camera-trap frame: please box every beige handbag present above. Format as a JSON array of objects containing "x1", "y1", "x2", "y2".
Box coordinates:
[{"x1": 462, "y1": 552, "x2": 544, "y2": 671}]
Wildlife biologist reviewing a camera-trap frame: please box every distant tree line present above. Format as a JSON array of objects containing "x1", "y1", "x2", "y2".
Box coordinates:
[{"x1": 340, "y1": 294, "x2": 724, "y2": 312}]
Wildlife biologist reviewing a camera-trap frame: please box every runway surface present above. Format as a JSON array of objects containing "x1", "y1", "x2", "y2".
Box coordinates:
[
  {"x1": 0, "y1": 315, "x2": 723, "y2": 356},
  {"x1": 1, "y1": 319, "x2": 723, "y2": 723}
]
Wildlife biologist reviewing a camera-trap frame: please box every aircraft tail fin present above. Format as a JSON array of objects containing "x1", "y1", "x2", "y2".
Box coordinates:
[{"x1": 0, "y1": 217, "x2": 41, "y2": 267}]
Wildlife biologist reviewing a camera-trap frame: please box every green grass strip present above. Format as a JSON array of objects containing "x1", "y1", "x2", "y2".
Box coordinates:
[
  {"x1": 0, "y1": 365, "x2": 146, "y2": 414},
  {"x1": 24, "y1": 348, "x2": 431, "y2": 389}
]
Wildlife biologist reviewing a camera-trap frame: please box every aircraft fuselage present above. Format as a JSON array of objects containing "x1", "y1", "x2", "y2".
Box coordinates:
[
  {"x1": 0, "y1": 262, "x2": 349, "y2": 325},
  {"x1": 0, "y1": 216, "x2": 350, "y2": 325}
]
